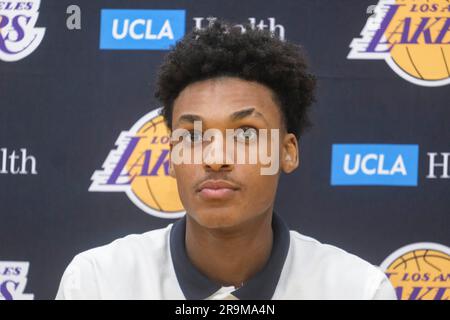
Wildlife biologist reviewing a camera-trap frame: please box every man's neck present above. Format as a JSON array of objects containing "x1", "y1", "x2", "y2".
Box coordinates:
[{"x1": 185, "y1": 209, "x2": 274, "y2": 288}]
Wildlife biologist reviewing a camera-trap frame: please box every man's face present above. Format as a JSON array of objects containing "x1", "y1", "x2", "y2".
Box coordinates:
[{"x1": 170, "y1": 76, "x2": 294, "y2": 229}]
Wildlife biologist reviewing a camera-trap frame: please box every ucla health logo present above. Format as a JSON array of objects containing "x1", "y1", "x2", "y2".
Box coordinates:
[
  {"x1": 89, "y1": 108, "x2": 185, "y2": 219},
  {"x1": 100, "y1": 9, "x2": 185, "y2": 50},
  {"x1": 348, "y1": 0, "x2": 450, "y2": 87},
  {"x1": 0, "y1": 261, "x2": 34, "y2": 300},
  {"x1": 0, "y1": 0, "x2": 45, "y2": 62},
  {"x1": 331, "y1": 144, "x2": 419, "y2": 186}
]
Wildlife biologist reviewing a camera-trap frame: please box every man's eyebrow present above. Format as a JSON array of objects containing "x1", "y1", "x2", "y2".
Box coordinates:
[
  {"x1": 175, "y1": 107, "x2": 269, "y2": 126},
  {"x1": 230, "y1": 108, "x2": 268, "y2": 124},
  {"x1": 175, "y1": 114, "x2": 203, "y2": 126}
]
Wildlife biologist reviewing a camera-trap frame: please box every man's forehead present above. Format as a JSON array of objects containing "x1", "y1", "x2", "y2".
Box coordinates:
[{"x1": 172, "y1": 78, "x2": 281, "y2": 125}]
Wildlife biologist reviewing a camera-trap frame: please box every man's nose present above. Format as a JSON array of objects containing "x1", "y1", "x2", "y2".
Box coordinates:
[
  {"x1": 202, "y1": 132, "x2": 234, "y2": 171},
  {"x1": 204, "y1": 161, "x2": 233, "y2": 172}
]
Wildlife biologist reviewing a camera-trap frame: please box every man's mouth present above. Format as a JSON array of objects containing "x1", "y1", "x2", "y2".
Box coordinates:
[{"x1": 196, "y1": 180, "x2": 240, "y2": 200}]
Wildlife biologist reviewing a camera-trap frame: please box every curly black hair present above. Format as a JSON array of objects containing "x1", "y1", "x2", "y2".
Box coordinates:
[{"x1": 154, "y1": 19, "x2": 316, "y2": 139}]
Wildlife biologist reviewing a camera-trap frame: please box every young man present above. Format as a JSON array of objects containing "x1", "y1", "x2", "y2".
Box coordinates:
[{"x1": 56, "y1": 20, "x2": 397, "y2": 300}]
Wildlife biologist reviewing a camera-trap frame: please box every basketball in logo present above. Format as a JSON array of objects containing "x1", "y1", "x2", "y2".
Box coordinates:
[
  {"x1": 387, "y1": 0, "x2": 450, "y2": 82},
  {"x1": 380, "y1": 242, "x2": 450, "y2": 300},
  {"x1": 348, "y1": 0, "x2": 450, "y2": 86},
  {"x1": 89, "y1": 108, "x2": 185, "y2": 219},
  {"x1": 126, "y1": 113, "x2": 183, "y2": 215}
]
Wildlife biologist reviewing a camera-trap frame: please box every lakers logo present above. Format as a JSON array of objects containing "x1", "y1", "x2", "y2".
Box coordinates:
[
  {"x1": 0, "y1": 0, "x2": 46, "y2": 62},
  {"x1": 348, "y1": 0, "x2": 450, "y2": 86},
  {"x1": 89, "y1": 108, "x2": 185, "y2": 219},
  {"x1": 380, "y1": 242, "x2": 450, "y2": 300}
]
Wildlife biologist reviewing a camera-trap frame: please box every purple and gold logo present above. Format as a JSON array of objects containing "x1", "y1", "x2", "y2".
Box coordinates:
[
  {"x1": 381, "y1": 242, "x2": 450, "y2": 300},
  {"x1": 348, "y1": 0, "x2": 450, "y2": 86},
  {"x1": 89, "y1": 108, "x2": 185, "y2": 219}
]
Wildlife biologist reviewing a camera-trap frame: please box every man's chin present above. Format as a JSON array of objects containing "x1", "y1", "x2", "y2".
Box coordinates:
[{"x1": 189, "y1": 209, "x2": 245, "y2": 230}]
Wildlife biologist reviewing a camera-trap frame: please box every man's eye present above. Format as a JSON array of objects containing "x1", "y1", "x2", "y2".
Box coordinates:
[
  {"x1": 184, "y1": 130, "x2": 202, "y2": 143},
  {"x1": 235, "y1": 127, "x2": 258, "y2": 142}
]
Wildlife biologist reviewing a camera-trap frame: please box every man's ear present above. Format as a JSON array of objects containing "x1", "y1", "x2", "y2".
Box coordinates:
[{"x1": 280, "y1": 133, "x2": 299, "y2": 174}]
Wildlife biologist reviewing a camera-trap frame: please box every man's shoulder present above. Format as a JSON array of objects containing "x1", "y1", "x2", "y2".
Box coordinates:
[
  {"x1": 289, "y1": 230, "x2": 378, "y2": 271},
  {"x1": 278, "y1": 230, "x2": 396, "y2": 299},
  {"x1": 56, "y1": 223, "x2": 177, "y2": 299},
  {"x1": 76, "y1": 224, "x2": 173, "y2": 266}
]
